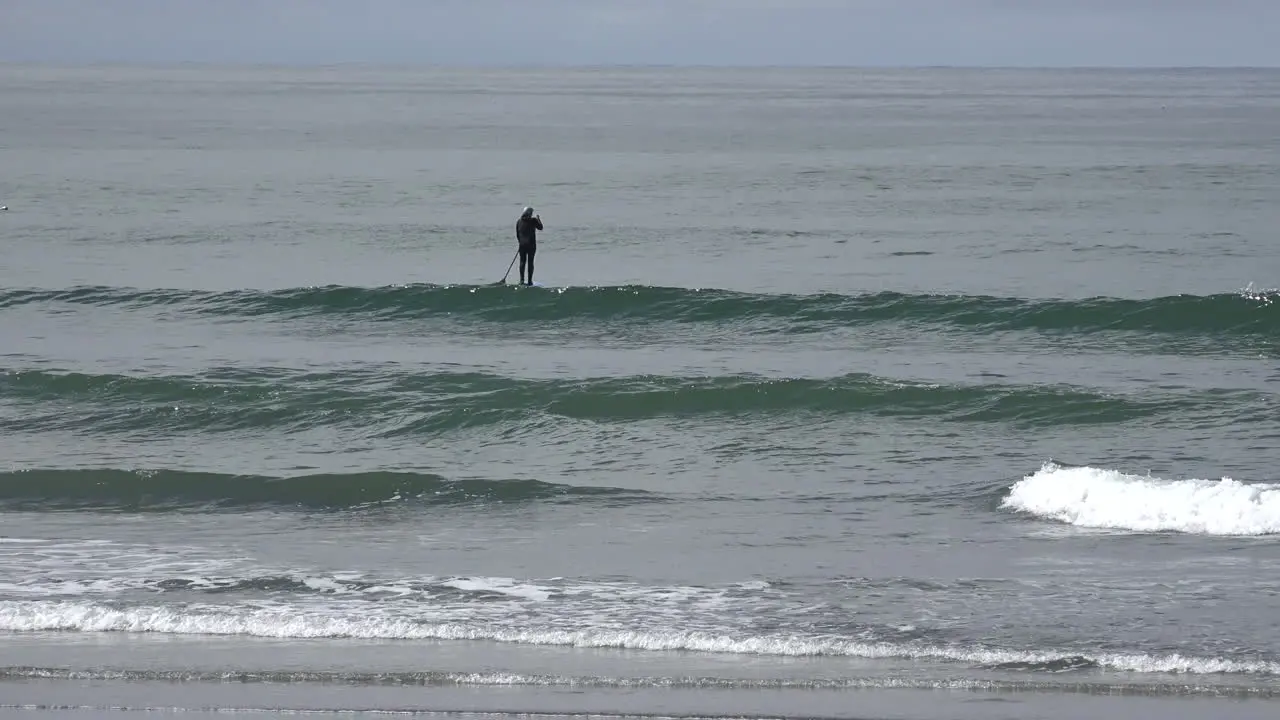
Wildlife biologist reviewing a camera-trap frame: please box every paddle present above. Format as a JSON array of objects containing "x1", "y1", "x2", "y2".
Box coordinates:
[{"x1": 496, "y1": 250, "x2": 519, "y2": 285}]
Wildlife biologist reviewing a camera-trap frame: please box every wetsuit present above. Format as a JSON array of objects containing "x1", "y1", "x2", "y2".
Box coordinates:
[{"x1": 516, "y1": 215, "x2": 543, "y2": 285}]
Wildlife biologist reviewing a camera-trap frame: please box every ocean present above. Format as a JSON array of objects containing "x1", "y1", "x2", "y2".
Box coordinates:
[{"x1": 0, "y1": 64, "x2": 1278, "y2": 719}]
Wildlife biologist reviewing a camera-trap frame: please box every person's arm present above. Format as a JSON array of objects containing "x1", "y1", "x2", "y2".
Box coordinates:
[{"x1": 534, "y1": 217, "x2": 543, "y2": 230}]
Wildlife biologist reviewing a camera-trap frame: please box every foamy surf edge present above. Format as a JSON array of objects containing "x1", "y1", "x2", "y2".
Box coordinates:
[
  {"x1": 1002, "y1": 462, "x2": 1280, "y2": 535},
  {"x1": 0, "y1": 600, "x2": 1276, "y2": 676},
  {"x1": 0, "y1": 667, "x2": 1276, "y2": 698}
]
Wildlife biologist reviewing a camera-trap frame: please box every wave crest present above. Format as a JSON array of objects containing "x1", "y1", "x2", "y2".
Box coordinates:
[
  {"x1": 1001, "y1": 463, "x2": 1280, "y2": 535},
  {"x1": 1, "y1": 284, "x2": 1275, "y2": 337},
  {"x1": 1, "y1": 369, "x2": 1238, "y2": 436},
  {"x1": 0, "y1": 469, "x2": 654, "y2": 512}
]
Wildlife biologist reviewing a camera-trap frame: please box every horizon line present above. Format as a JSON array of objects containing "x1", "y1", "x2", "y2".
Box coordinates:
[{"x1": 2, "y1": 61, "x2": 1278, "y2": 72}]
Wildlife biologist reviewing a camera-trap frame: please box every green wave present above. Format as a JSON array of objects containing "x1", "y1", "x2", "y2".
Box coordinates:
[
  {"x1": 0, "y1": 368, "x2": 1253, "y2": 436},
  {"x1": 0, "y1": 468, "x2": 653, "y2": 511},
  {"x1": 1, "y1": 284, "x2": 1275, "y2": 337}
]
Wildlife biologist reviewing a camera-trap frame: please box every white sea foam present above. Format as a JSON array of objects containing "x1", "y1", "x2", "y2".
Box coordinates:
[
  {"x1": 1002, "y1": 463, "x2": 1280, "y2": 535},
  {"x1": 0, "y1": 538, "x2": 248, "y2": 597},
  {"x1": 441, "y1": 576, "x2": 553, "y2": 602},
  {"x1": 0, "y1": 599, "x2": 1276, "y2": 676},
  {"x1": 0, "y1": 535, "x2": 755, "y2": 629}
]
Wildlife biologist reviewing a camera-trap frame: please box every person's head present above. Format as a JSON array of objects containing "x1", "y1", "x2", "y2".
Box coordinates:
[{"x1": 521, "y1": 206, "x2": 534, "y2": 219}]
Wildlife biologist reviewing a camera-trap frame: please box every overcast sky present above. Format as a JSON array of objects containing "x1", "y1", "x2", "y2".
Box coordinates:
[{"x1": 2, "y1": 0, "x2": 1277, "y2": 67}]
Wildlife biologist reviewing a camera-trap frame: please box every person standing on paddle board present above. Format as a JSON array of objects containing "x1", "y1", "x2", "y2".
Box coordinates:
[{"x1": 515, "y1": 206, "x2": 543, "y2": 286}]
